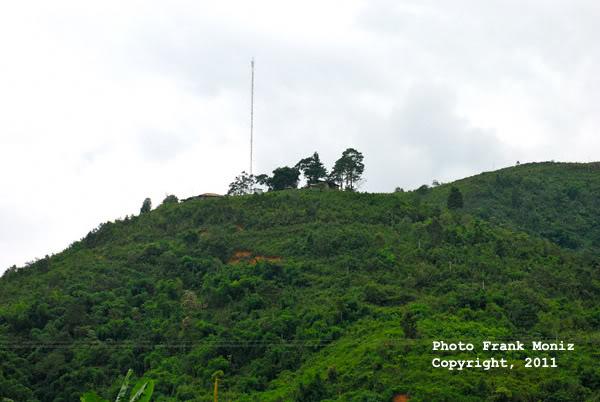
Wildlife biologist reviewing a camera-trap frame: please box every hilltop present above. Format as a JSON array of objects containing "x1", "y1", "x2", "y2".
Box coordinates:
[
  {"x1": 421, "y1": 161, "x2": 600, "y2": 252},
  {"x1": 0, "y1": 162, "x2": 599, "y2": 401}
]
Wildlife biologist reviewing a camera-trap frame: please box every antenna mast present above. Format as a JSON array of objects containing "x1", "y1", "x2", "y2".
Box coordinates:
[{"x1": 250, "y1": 58, "x2": 255, "y2": 177}]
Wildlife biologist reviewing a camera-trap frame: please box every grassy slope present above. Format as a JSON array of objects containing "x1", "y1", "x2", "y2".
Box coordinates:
[{"x1": 0, "y1": 163, "x2": 599, "y2": 401}]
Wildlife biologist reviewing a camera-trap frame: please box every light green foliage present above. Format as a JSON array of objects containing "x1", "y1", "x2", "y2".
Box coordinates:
[
  {"x1": 80, "y1": 392, "x2": 109, "y2": 402},
  {"x1": 115, "y1": 369, "x2": 133, "y2": 402},
  {"x1": 81, "y1": 369, "x2": 154, "y2": 402},
  {"x1": 130, "y1": 378, "x2": 154, "y2": 402}
]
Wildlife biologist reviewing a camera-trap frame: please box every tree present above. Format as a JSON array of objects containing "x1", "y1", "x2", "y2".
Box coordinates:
[
  {"x1": 255, "y1": 174, "x2": 271, "y2": 188},
  {"x1": 270, "y1": 166, "x2": 300, "y2": 190},
  {"x1": 427, "y1": 218, "x2": 443, "y2": 245},
  {"x1": 80, "y1": 369, "x2": 154, "y2": 402},
  {"x1": 295, "y1": 152, "x2": 327, "y2": 185},
  {"x1": 251, "y1": 167, "x2": 299, "y2": 191},
  {"x1": 330, "y1": 148, "x2": 364, "y2": 191},
  {"x1": 140, "y1": 198, "x2": 152, "y2": 214},
  {"x1": 162, "y1": 195, "x2": 178, "y2": 205},
  {"x1": 297, "y1": 373, "x2": 325, "y2": 402},
  {"x1": 416, "y1": 184, "x2": 430, "y2": 195},
  {"x1": 447, "y1": 187, "x2": 464, "y2": 210},
  {"x1": 212, "y1": 370, "x2": 224, "y2": 402},
  {"x1": 227, "y1": 171, "x2": 255, "y2": 196},
  {"x1": 511, "y1": 187, "x2": 522, "y2": 208}
]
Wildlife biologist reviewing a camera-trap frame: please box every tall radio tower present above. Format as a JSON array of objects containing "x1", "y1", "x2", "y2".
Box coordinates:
[{"x1": 250, "y1": 58, "x2": 255, "y2": 177}]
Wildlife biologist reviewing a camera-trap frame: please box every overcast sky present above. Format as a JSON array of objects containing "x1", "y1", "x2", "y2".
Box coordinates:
[{"x1": 1, "y1": 0, "x2": 599, "y2": 272}]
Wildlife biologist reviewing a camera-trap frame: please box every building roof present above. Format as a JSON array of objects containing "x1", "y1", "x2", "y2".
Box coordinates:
[{"x1": 182, "y1": 193, "x2": 223, "y2": 202}]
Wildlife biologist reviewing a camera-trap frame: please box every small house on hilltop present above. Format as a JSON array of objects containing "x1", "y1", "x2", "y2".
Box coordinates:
[
  {"x1": 182, "y1": 193, "x2": 223, "y2": 202},
  {"x1": 306, "y1": 180, "x2": 340, "y2": 191}
]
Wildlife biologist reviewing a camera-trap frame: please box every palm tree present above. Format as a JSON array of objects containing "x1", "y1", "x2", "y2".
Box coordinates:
[{"x1": 80, "y1": 369, "x2": 154, "y2": 402}]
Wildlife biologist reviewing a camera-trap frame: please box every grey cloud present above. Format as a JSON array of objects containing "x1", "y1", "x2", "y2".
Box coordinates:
[
  {"x1": 2, "y1": 1, "x2": 600, "y2": 272},
  {"x1": 138, "y1": 130, "x2": 187, "y2": 161},
  {"x1": 360, "y1": 84, "x2": 512, "y2": 191},
  {"x1": 243, "y1": 83, "x2": 511, "y2": 193},
  {"x1": 391, "y1": 85, "x2": 508, "y2": 166}
]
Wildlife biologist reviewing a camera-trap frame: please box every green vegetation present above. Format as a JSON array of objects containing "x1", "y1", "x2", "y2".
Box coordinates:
[
  {"x1": 162, "y1": 195, "x2": 179, "y2": 206},
  {"x1": 140, "y1": 198, "x2": 152, "y2": 214},
  {"x1": 266, "y1": 166, "x2": 301, "y2": 191},
  {"x1": 422, "y1": 161, "x2": 600, "y2": 252},
  {"x1": 447, "y1": 187, "x2": 464, "y2": 210},
  {"x1": 228, "y1": 148, "x2": 365, "y2": 195},
  {"x1": 0, "y1": 162, "x2": 599, "y2": 401},
  {"x1": 296, "y1": 152, "x2": 328, "y2": 185},
  {"x1": 227, "y1": 171, "x2": 255, "y2": 196},
  {"x1": 81, "y1": 369, "x2": 154, "y2": 402},
  {"x1": 330, "y1": 148, "x2": 364, "y2": 191}
]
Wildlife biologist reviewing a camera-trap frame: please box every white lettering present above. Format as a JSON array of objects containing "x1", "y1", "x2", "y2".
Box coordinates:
[
  {"x1": 432, "y1": 340, "x2": 474, "y2": 351},
  {"x1": 483, "y1": 341, "x2": 524, "y2": 351}
]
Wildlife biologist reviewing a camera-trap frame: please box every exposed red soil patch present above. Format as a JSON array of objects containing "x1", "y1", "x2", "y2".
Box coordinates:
[
  {"x1": 392, "y1": 394, "x2": 410, "y2": 402},
  {"x1": 229, "y1": 250, "x2": 282, "y2": 265},
  {"x1": 229, "y1": 250, "x2": 252, "y2": 263},
  {"x1": 250, "y1": 256, "x2": 282, "y2": 264}
]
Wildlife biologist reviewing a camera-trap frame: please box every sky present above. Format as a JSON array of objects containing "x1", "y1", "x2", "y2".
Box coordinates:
[{"x1": 1, "y1": 0, "x2": 599, "y2": 272}]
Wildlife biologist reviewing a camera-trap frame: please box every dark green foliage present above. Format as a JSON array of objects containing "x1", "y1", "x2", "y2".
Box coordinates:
[
  {"x1": 0, "y1": 162, "x2": 598, "y2": 401},
  {"x1": 447, "y1": 186, "x2": 464, "y2": 209},
  {"x1": 227, "y1": 171, "x2": 255, "y2": 195},
  {"x1": 139, "y1": 198, "x2": 152, "y2": 214},
  {"x1": 161, "y1": 195, "x2": 178, "y2": 205},
  {"x1": 254, "y1": 167, "x2": 301, "y2": 191},
  {"x1": 426, "y1": 218, "x2": 443, "y2": 245},
  {"x1": 415, "y1": 184, "x2": 430, "y2": 195},
  {"x1": 254, "y1": 174, "x2": 270, "y2": 187},
  {"x1": 330, "y1": 148, "x2": 364, "y2": 190},
  {"x1": 296, "y1": 373, "x2": 325, "y2": 401},
  {"x1": 296, "y1": 152, "x2": 328, "y2": 185},
  {"x1": 423, "y1": 161, "x2": 600, "y2": 253},
  {"x1": 269, "y1": 166, "x2": 300, "y2": 190}
]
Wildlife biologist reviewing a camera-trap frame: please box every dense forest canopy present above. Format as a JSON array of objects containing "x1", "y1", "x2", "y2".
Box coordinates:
[{"x1": 0, "y1": 162, "x2": 599, "y2": 401}]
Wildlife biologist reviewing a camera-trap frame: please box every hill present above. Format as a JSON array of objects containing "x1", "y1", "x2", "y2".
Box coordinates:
[
  {"x1": 421, "y1": 162, "x2": 600, "y2": 253},
  {"x1": 0, "y1": 163, "x2": 599, "y2": 401}
]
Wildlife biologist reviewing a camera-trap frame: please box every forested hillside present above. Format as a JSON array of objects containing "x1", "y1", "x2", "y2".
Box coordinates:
[
  {"x1": 1, "y1": 163, "x2": 599, "y2": 401},
  {"x1": 421, "y1": 162, "x2": 600, "y2": 253}
]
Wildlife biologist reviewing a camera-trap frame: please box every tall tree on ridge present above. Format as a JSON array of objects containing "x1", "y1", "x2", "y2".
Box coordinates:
[
  {"x1": 270, "y1": 166, "x2": 300, "y2": 190},
  {"x1": 331, "y1": 148, "x2": 364, "y2": 191},
  {"x1": 227, "y1": 171, "x2": 255, "y2": 196},
  {"x1": 140, "y1": 198, "x2": 152, "y2": 214},
  {"x1": 447, "y1": 186, "x2": 464, "y2": 210},
  {"x1": 296, "y1": 152, "x2": 328, "y2": 185}
]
